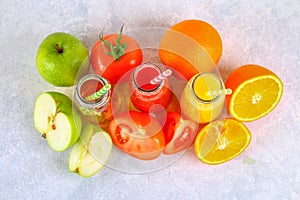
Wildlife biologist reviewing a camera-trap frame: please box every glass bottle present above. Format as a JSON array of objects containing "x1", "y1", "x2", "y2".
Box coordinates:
[
  {"x1": 75, "y1": 74, "x2": 113, "y2": 130},
  {"x1": 129, "y1": 63, "x2": 172, "y2": 113},
  {"x1": 180, "y1": 72, "x2": 226, "y2": 123}
]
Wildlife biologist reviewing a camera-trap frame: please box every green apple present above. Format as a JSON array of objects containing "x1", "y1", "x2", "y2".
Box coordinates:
[
  {"x1": 36, "y1": 32, "x2": 89, "y2": 87},
  {"x1": 69, "y1": 125, "x2": 112, "y2": 178},
  {"x1": 33, "y1": 92, "x2": 82, "y2": 151}
]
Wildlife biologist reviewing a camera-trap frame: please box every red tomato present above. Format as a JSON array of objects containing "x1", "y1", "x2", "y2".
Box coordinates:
[
  {"x1": 108, "y1": 111, "x2": 165, "y2": 160},
  {"x1": 90, "y1": 26, "x2": 143, "y2": 84},
  {"x1": 163, "y1": 112, "x2": 198, "y2": 154}
]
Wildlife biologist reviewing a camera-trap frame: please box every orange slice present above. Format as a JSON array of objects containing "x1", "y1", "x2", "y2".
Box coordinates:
[
  {"x1": 225, "y1": 64, "x2": 283, "y2": 122},
  {"x1": 194, "y1": 119, "x2": 251, "y2": 165}
]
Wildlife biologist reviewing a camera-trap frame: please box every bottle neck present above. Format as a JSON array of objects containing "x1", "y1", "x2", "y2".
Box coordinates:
[
  {"x1": 191, "y1": 73, "x2": 224, "y2": 104},
  {"x1": 132, "y1": 62, "x2": 163, "y2": 93},
  {"x1": 76, "y1": 74, "x2": 110, "y2": 110}
]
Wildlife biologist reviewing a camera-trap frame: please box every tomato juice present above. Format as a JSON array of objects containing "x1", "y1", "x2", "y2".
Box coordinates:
[
  {"x1": 130, "y1": 63, "x2": 172, "y2": 113},
  {"x1": 134, "y1": 65, "x2": 160, "y2": 91}
]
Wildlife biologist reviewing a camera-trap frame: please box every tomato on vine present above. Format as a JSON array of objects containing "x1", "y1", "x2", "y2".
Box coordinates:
[{"x1": 90, "y1": 25, "x2": 143, "y2": 84}]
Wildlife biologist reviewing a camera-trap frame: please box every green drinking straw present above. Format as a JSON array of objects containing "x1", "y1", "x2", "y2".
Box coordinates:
[{"x1": 85, "y1": 83, "x2": 111, "y2": 101}]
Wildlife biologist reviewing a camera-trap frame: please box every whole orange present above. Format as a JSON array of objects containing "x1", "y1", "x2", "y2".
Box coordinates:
[{"x1": 159, "y1": 19, "x2": 222, "y2": 80}]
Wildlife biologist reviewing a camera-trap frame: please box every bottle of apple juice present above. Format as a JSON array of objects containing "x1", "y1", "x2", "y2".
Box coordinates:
[{"x1": 75, "y1": 74, "x2": 113, "y2": 131}]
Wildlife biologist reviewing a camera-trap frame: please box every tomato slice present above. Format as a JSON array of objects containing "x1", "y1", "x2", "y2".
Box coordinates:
[
  {"x1": 108, "y1": 111, "x2": 165, "y2": 160},
  {"x1": 90, "y1": 31, "x2": 143, "y2": 84},
  {"x1": 162, "y1": 112, "x2": 198, "y2": 154}
]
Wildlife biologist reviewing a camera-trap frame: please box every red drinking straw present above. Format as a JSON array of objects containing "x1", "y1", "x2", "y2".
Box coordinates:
[{"x1": 150, "y1": 69, "x2": 172, "y2": 85}]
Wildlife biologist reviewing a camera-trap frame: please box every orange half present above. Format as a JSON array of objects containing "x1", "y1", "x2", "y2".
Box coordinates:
[
  {"x1": 229, "y1": 75, "x2": 283, "y2": 121},
  {"x1": 194, "y1": 119, "x2": 251, "y2": 165},
  {"x1": 225, "y1": 64, "x2": 283, "y2": 122}
]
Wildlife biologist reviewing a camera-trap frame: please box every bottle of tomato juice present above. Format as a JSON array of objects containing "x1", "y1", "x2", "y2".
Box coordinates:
[{"x1": 129, "y1": 62, "x2": 172, "y2": 113}]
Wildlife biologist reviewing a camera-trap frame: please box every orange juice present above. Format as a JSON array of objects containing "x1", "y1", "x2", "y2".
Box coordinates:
[{"x1": 180, "y1": 73, "x2": 225, "y2": 123}]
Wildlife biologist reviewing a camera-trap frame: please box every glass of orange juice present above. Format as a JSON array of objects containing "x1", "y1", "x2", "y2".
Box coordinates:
[{"x1": 180, "y1": 73, "x2": 227, "y2": 123}]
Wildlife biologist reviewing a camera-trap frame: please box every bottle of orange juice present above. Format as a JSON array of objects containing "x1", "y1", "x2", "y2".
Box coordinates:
[{"x1": 180, "y1": 73, "x2": 227, "y2": 123}]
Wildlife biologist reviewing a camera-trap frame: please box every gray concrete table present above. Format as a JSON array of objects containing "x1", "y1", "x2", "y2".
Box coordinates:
[{"x1": 1, "y1": 0, "x2": 299, "y2": 199}]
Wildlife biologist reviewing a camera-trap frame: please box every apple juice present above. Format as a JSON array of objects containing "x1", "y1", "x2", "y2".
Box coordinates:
[{"x1": 75, "y1": 74, "x2": 113, "y2": 130}]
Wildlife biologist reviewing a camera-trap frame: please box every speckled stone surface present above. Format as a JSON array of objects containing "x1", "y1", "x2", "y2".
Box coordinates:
[{"x1": 0, "y1": 0, "x2": 300, "y2": 199}]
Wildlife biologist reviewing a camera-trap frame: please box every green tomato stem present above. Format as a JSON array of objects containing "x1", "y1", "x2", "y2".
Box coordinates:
[{"x1": 99, "y1": 24, "x2": 127, "y2": 61}]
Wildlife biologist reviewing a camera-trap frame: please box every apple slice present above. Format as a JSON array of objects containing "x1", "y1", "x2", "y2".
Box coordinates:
[
  {"x1": 69, "y1": 125, "x2": 112, "y2": 178},
  {"x1": 33, "y1": 92, "x2": 82, "y2": 152}
]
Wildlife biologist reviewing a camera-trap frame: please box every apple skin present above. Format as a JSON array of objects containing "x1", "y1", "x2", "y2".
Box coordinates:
[
  {"x1": 36, "y1": 32, "x2": 89, "y2": 87},
  {"x1": 33, "y1": 91, "x2": 82, "y2": 152},
  {"x1": 69, "y1": 124, "x2": 112, "y2": 178},
  {"x1": 46, "y1": 92, "x2": 82, "y2": 150}
]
